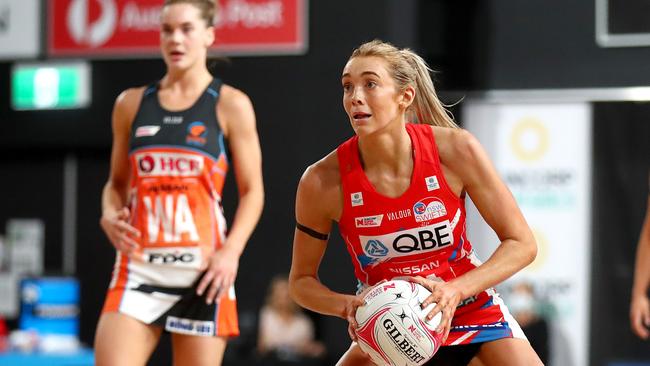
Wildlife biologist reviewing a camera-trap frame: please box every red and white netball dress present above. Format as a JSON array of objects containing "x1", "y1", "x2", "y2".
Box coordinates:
[
  {"x1": 102, "y1": 79, "x2": 239, "y2": 337},
  {"x1": 337, "y1": 123, "x2": 525, "y2": 346}
]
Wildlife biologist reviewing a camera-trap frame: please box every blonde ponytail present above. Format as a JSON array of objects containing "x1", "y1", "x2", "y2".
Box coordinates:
[{"x1": 350, "y1": 40, "x2": 458, "y2": 129}]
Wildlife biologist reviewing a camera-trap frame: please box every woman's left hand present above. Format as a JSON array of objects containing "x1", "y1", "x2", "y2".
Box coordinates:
[
  {"x1": 197, "y1": 245, "x2": 241, "y2": 304},
  {"x1": 408, "y1": 276, "x2": 463, "y2": 342}
]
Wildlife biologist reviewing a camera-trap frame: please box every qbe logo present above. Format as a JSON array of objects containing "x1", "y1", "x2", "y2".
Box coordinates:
[{"x1": 360, "y1": 221, "x2": 452, "y2": 258}]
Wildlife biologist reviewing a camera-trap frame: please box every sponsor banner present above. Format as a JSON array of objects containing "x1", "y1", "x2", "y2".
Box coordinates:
[
  {"x1": 135, "y1": 125, "x2": 161, "y2": 137},
  {"x1": 135, "y1": 151, "x2": 204, "y2": 177},
  {"x1": 48, "y1": 0, "x2": 308, "y2": 57},
  {"x1": 143, "y1": 247, "x2": 202, "y2": 268},
  {"x1": 355, "y1": 214, "x2": 383, "y2": 228},
  {"x1": 464, "y1": 102, "x2": 591, "y2": 366},
  {"x1": 0, "y1": 0, "x2": 40, "y2": 59},
  {"x1": 360, "y1": 221, "x2": 453, "y2": 259},
  {"x1": 165, "y1": 316, "x2": 214, "y2": 336},
  {"x1": 386, "y1": 258, "x2": 442, "y2": 276}
]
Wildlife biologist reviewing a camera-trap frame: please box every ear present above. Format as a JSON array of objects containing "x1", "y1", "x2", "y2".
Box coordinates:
[
  {"x1": 399, "y1": 85, "x2": 416, "y2": 109},
  {"x1": 205, "y1": 26, "x2": 215, "y2": 47}
]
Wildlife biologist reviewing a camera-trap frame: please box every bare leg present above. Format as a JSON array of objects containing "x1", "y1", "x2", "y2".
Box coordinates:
[
  {"x1": 337, "y1": 342, "x2": 376, "y2": 366},
  {"x1": 473, "y1": 338, "x2": 543, "y2": 366},
  {"x1": 171, "y1": 333, "x2": 227, "y2": 366},
  {"x1": 94, "y1": 312, "x2": 162, "y2": 366}
]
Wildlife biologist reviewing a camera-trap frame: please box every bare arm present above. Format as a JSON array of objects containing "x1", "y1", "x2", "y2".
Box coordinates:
[
  {"x1": 288, "y1": 157, "x2": 356, "y2": 319},
  {"x1": 415, "y1": 128, "x2": 536, "y2": 340},
  {"x1": 99, "y1": 88, "x2": 144, "y2": 254},
  {"x1": 198, "y1": 86, "x2": 264, "y2": 302},
  {"x1": 445, "y1": 129, "x2": 537, "y2": 298},
  {"x1": 217, "y1": 86, "x2": 264, "y2": 256},
  {"x1": 631, "y1": 184, "x2": 650, "y2": 339}
]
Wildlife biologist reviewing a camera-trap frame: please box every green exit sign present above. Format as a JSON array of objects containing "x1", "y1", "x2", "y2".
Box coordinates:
[{"x1": 11, "y1": 62, "x2": 90, "y2": 110}]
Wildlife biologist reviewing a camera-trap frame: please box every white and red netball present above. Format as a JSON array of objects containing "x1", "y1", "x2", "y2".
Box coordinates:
[{"x1": 355, "y1": 279, "x2": 443, "y2": 366}]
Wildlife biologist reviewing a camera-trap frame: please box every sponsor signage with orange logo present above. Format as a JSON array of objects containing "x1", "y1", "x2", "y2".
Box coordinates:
[{"x1": 48, "y1": 0, "x2": 308, "y2": 57}]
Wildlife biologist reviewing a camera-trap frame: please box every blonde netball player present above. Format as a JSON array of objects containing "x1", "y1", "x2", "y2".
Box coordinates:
[
  {"x1": 289, "y1": 40, "x2": 542, "y2": 365},
  {"x1": 94, "y1": 1, "x2": 264, "y2": 365}
]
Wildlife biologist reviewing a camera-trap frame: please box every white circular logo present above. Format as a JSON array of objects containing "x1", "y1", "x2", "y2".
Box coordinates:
[
  {"x1": 67, "y1": 0, "x2": 118, "y2": 47},
  {"x1": 510, "y1": 118, "x2": 549, "y2": 162}
]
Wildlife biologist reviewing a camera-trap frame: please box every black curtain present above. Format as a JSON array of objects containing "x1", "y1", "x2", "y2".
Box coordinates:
[{"x1": 590, "y1": 102, "x2": 650, "y2": 365}]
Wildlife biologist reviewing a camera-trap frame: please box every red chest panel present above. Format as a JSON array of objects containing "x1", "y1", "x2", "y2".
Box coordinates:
[{"x1": 337, "y1": 124, "x2": 473, "y2": 286}]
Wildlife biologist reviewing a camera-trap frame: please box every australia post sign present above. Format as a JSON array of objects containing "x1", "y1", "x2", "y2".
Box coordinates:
[{"x1": 48, "y1": 0, "x2": 308, "y2": 57}]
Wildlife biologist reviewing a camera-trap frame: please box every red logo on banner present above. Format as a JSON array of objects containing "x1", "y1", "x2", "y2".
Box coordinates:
[{"x1": 48, "y1": 0, "x2": 307, "y2": 57}]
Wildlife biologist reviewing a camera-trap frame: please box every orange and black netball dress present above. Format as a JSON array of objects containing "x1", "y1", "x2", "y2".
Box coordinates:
[
  {"x1": 337, "y1": 123, "x2": 526, "y2": 346},
  {"x1": 102, "y1": 79, "x2": 239, "y2": 337}
]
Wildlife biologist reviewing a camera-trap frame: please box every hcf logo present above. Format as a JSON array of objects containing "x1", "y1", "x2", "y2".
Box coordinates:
[{"x1": 67, "y1": 0, "x2": 117, "y2": 47}]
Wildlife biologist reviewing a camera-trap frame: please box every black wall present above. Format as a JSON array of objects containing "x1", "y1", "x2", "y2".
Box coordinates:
[
  {"x1": 591, "y1": 103, "x2": 650, "y2": 366},
  {"x1": 2, "y1": 1, "x2": 650, "y2": 365},
  {"x1": 418, "y1": 1, "x2": 650, "y2": 90}
]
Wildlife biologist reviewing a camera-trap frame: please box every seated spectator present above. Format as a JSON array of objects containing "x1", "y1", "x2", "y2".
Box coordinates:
[
  {"x1": 509, "y1": 281, "x2": 550, "y2": 365},
  {"x1": 258, "y1": 275, "x2": 325, "y2": 363}
]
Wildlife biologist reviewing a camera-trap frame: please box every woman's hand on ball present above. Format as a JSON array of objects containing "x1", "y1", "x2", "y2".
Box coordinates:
[
  {"x1": 408, "y1": 276, "x2": 462, "y2": 342},
  {"x1": 344, "y1": 294, "x2": 365, "y2": 341},
  {"x1": 344, "y1": 280, "x2": 387, "y2": 341}
]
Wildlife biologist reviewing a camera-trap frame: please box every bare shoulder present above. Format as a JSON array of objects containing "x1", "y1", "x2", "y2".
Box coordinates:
[
  {"x1": 218, "y1": 84, "x2": 253, "y2": 118},
  {"x1": 297, "y1": 150, "x2": 342, "y2": 220},
  {"x1": 301, "y1": 151, "x2": 341, "y2": 191},
  {"x1": 115, "y1": 86, "x2": 146, "y2": 112},
  {"x1": 431, "y1": 125, "x2": 483, "y2": 168},
  {"x1": 216, "y1": 84, "x2": 255, "y2": 136},
  {"x1": 112, "y1": 86, "x2": 146, "y2": 130}
]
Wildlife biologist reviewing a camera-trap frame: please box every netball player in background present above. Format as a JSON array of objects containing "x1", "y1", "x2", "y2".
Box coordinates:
[
  {"x1": 288, "y1": 40, "x2": 542, "y2": 365},
  {"x1": 630, "y1": 173, "x2": 650, "y2": 340},
  {"x1": 94, "y1": 1, "x2": 264, "y2": 365}
]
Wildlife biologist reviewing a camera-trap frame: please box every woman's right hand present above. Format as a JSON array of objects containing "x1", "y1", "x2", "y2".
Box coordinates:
[
  {"x1": 100, "y1": 207, "x2": 141, "y2": 255},
  {"x1": 344, "y1": 294, "x2": 366, "y2": 342},
  {"x1": 630, "y1": 293, "x2": 650, "y2": 339},
  {"x1": 344, "y1": 280, "x2": 387, "y2": 342}
]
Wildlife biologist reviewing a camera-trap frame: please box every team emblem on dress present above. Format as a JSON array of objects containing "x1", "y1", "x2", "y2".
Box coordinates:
[
  {"x1": 186, "y1": 121, "x2": 207, "y2": 146},
  {"x1": 413, "y1": 197, "x2": 447, "y2": 223},
  {"x1": 351, "y1": 192, "x2": 364, "y2": 207},
  {"x1": 425, "y1": 175, "x2": 440, "y2": 191}
]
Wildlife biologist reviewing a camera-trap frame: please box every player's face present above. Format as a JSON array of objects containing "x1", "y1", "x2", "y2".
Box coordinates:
[
  {"x1": 341, "y1": 56, "x2": 406, "y2": 136},
  {"x1": 160, "y1": 4, "x2": 214, "y2": 71}
]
